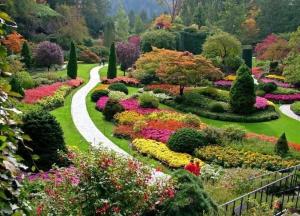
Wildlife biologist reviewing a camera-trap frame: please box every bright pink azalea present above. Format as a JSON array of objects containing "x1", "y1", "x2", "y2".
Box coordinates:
[
  {"x1": 260, "y1": 78, "x2": 293, "y2": 88},
  {"x1": 66, "y1": 78, "x2": 84, "y2": 87},
  {"x1": 96, "y1": 96, "x2": 109, "y2": 110},
  {"x1": 214, "y1": 80, "x2": 232, "y2": 87},
  {"x1": 264, "y1": 93, "x2": 300, "y2": 103},
  {"x1": 120, "y1": 98, "x2": 139, "y2": 110},
  {"x1": 255, "y1": 97, "x2": 269, "y2": 110},
  {"x1": 140, "y1": 128, "x2": 173, "y2": 143}
]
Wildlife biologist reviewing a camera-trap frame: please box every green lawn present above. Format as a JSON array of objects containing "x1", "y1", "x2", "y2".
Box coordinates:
[{"x1": 51, "y1": 64, "x2": 97, "y2": 152}]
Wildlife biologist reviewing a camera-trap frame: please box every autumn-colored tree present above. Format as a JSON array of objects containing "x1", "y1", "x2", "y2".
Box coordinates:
[
  {"x1": 157, "y1": 0, "x2": 184, "y2": 22},
  {"x1": 260, "y1": 38, "x2": 290, "y2": 62},
  {"x1": 135, "y1": 48, "x2": 223, "y2": 95},
  {"x1": 255, "y1": 34, "x2": 279, "y2": 59},
  {"x1": 2, "y1": 31, "x2": 25, "y2": 54},
  {"x1": 152, "y1": 14, "x2": 172, "y2": 30}
]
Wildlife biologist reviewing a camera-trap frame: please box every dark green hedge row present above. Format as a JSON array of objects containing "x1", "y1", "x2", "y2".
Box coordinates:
[{"x1": 163, "y1": 100, "x2": 279, "y2": 123}]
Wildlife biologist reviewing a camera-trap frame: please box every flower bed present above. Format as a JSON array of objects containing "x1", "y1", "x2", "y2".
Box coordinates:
[
  {"x1": 224, "y1": 74, "x2": 236, "y2": 81},
  {"x1": 255, "y1": 97, "x2": 270, "y2": 110},
  {"x1": 132, "y1": 139, "x2": 193, "y2": 168},
  {"x1": 23, "y1": 79, "x2": 83, "y2": 104},
  {"x1": 264, "y1": 93, "x2": 300, "y2": 103},
  {"x1": 214, "y1": 80, "x2": 232, "y2": 88},
  {"x1": 102, "y1": 77, "x2": 140, "y2": 86},
  {"x1": 260, "y1": 78, "x2": 293, "y2": 88},
  {"x1": 114, "y1": 111, "x2": 145, "y2": 125},
  {"x1": 145, "y1": 84, "x2": 183, "y2": 96},
  {"x1": 195, "y1": 146, "x2": 299, "y2": 171},
  {"x1": 265, "y1": 74, "x2": 285, "y2": 81},
  {"x1": 252, "y1": 67, "x2": 264, "y2": 79}
]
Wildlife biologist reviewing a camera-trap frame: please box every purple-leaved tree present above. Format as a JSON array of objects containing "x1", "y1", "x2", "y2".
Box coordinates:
[
  {"x1": 35, "y1": 41, "x2": 64, "y2": 71},
  {"x1": 116, "y1": 41, "x2": 140, "y2": 75}
]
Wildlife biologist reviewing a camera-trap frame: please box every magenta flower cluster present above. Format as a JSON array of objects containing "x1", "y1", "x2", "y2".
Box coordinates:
[
  {"x1": 140, "y1": 128, "x2": 173, "y2": 143},
  {"x1": 255, "y1": 97, "x2": 269, "y2": 110},
  {"x1": 260, "y1": 78, "x2": 293, "y2": 88},
  {"x1": 264, "y1": 93, "x2": 300, "y2": 102},
  {"x1": 96, "y1": 97, "x2": 159, "y2": 114},
  {"x1": 214, "y1": 80, "x2": 232, "y2": 87}
]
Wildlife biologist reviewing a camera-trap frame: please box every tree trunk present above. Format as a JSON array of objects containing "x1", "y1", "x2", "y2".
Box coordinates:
[{"x1": 179, "y1": 85, "x2": 184, "y2": 96}]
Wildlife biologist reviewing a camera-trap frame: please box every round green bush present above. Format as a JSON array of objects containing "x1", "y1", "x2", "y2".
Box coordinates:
[
  {"x1": 259, "y1": 82, "x2": 277, "y2": 93},
  {"x1": 91, "y1": 89, "x2": 109, "y2": 102},
  {"x1": 19, "y1": 110, "x2": 67, "y2": 170},
  {"x1": 167, "y1": 128, "x2": 208, "y2": 154},
  {"x1": 209, "y1": 102, "x2": 226, "y2": 113},
  {"x1": 103, "y1": 99, "x2": 125, "y2": 121},
  {"x1": 14, "y1": 71, "x2": 35, "y2": 89},
  {"x1": 139, "y1": 93, "x2": 159, "y2": 108},
  {"x1": 223, "y1": 125, "x2": 246, "y2": 142},
  {"x1": 108, "y1": 83, "x2": 128, "y2": 95}
]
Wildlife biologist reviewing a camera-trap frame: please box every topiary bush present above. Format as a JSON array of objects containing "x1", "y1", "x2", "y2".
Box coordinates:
[
  {"x1": 103, "y1": 99, "x2": 125, "y2": 121},
  {"x1": 10, "y1": 76, "x2": 24, "y2": 96},
  {"x1": 167, "y1": 128, "x2": 207, "y2": 154},
  {"x1": 275, "y1": 133, "x2": 289, "y2": 156},
  {"x1": 13, "y1": 71, "x2": 35, "y2": 89},
  {"x1": 67, "y1": 41, "x2": 77, "y2": 79},
  {"x1": 139, "y1": 93, "x2": 159, "y2": 108},
  {"x1": 209, "y1": 102, "x2": 226, "y2": 113},
  {"x1": 159, "y1": 170, "x2": 217, "y2": 216},
  {"x1": 108, "y1": 83, "x2": 128, "y2": 94},
  {"x1": 107, "y1": 42, "x2": 117, "y2": 79},
  {"x1": 91, "y1": 89, "x2": 109, "y2": 102},
  {"x1": 230, "y1": 64, "x2": 256, "y2": 114},
  {"x1": 19, "y1": 110, "x2": 67, "y2": 170},
  {"x1": 259, "y1": 82, "x2": 277, "y2": 93}
]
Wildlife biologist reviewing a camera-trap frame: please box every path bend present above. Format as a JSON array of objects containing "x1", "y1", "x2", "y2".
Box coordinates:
[{"x1": 279, "y1": 104, "x2": 300, "y2": 122}]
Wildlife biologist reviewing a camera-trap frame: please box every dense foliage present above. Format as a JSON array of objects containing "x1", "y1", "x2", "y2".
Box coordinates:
[
  {"x1": 108, "y1": 83, "x2": 129, "y2": 94},
  {"x1": 103, "y1": 99, "x2": 125, "y2": 120},
  {"x1": 275, "y1": 133, "x2": 289, "y2": 156},
  {"x1": 107, "y1": 43, "x2": 117, "y2": 79},
  {"x1": 67, "y1": 41, "x2": 77, "y2": 79},
  {"x1": 141, "y1": 30, "x2": 176, "y2": 52}
]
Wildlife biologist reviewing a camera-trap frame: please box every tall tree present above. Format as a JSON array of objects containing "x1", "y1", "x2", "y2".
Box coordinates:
[
  {"x1": 134, "y1": 15, "x2": 145, "y2": 34},
  {"x1": 67, "y1": 41, "x2": 77, "y2": 79},
  {"x1": 128, "y1": 10, "x2": 136, "y2": 31},
  {"x1": 21, "y1": 41, "x2": 32, "y2": 69},
  {"x1": 140, "y1": 10, "x2": 148, "y2": 23},
  {"x1": 114, "y1": 5, "x2": 130, "y2": 41},
  {"x1": 157, "y1": 0, "x2": 184, "y2": 22},
  {"x1": 103, "y1": 19, "x2": 115, "y2": 48},
  {"x1": 107, "y1": 43, "x2": 117, "y2": 79},
  {"x1": 116, "y1": 42, "x2": 140, "y2": 75}
]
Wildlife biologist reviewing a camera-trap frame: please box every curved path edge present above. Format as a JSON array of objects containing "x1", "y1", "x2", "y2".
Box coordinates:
[
  {"x1": 279, "y1": 104, "x2": 300, "y2": 122},
  {"x1": 71, "y1": 65, "x2": 129, "y2": 156}
]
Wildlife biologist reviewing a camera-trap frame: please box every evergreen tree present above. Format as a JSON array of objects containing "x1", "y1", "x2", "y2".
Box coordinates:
[
  {"x1": 114, "y1": 5, "x2": 130, "y2": 41},
  {"x1": 107, "y1": 42, "x2": 117, "y2": 79},
  {"x1": 230, "y1": 64, "x2": 255, "y2": 114},
  {"x1": 21, "y1": 41, "x2": 32, "y2": 69},
  {"x1": 10, "y1": 76, "x2": 24, "y2": 96},
  {"x1": 104, "y1": 19, "x2": 115, "y2": 47},
  {"x1": 140, "y1": 10, "x2": 148, "y2": 23},
  {"x1": 128, "y1": 10, "x2": 136, "y2": 31},
  {"x1": 134, "y1": 15, "x2": 145, "y2": 34},
  {"x1": 275, "y1": 133, "x2": 289, "y2": 156},
  {"x1": 67, "y1": 41, "x2": 77, "y2": 79}
]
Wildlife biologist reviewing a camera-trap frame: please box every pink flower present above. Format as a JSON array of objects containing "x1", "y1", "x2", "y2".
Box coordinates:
[
  {"x1": 140, "y1": 128, "x2": 173, "y2": 143},
  {"x1": 96, "y1": 96, "x2": 109, "y2": 110},
  {"x1": 214, "y1": 80, "x2": 232, "y2": 87},
  {"x1": 264, "y1": 93, "x2": 300, "y2": 102},
  {"x1": 260, "y1": 78, "x2": 293, "y2": 88},
  {"x1": 255, "y1": 97, "x2": 269, "y2": 110}
]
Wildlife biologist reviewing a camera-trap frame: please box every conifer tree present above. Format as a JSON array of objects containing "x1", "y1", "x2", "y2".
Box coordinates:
[
  {"x1": 107, "y1": 42, "x2": 117, "y2": 79},
  {"x1": 275, "y1": 133, "x2": 289, "y2": 155},
  {"x1": 67, "y1": 41, "x2": 77, "y2": 79},
  {"x1": 21, "y1": 41, "x2": 32, "y2": 68}
]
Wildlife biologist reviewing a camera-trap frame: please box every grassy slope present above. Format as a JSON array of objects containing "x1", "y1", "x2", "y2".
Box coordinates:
[{"x1": 51, "y1": 64, "x2": 97, "y2": 152}]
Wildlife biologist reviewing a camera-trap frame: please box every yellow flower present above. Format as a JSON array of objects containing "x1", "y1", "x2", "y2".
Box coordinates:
[
  {"x1": 265, "y1": 74, "x2": 285, "y2": 81},
  {"x1": 224, "y1": 75, "x2": 236, "y2": 81},
  {"x1": 114, "y1": 111, "x2": 145, "y2": 125}
]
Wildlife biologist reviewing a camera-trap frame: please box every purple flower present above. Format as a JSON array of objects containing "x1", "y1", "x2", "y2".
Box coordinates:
[
  {"x1": 96, "y1": 96, "x2": 109, "y2": 110},
  {"x1": 260, "y1": 78, "x2": 293, "y2": 88},
  {"x1": 214, "y1": 80, "x2": 232, "y2": 87},
  {"x1": 264, "y1": 93, "x2": 300, "y2": 102}
]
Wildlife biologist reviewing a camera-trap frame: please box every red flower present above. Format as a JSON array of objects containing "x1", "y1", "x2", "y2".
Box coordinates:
[
  {"x1": 112, "y1": 206, "x2": 121, "y2": 213},
  {"x1": 36, "y1": 204, "x2": 44, "y2": 216},
  {"x1": 96, "y1": 202, "x2": 110, "y2": 215}
]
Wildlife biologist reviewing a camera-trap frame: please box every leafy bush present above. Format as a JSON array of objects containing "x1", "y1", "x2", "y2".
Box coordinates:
[
  {"x1": 196, "y1": 87, "x2": 230, "y2": 102},
  {"x1": 259, "y1": 82, "x2": 277, "y2": 93},
  {"x1": 19, "y1": 110, "x2": 67, "y2": 170},
  {"x1": 159, "y1": 170, "x2": 217, "y2": 216},
  {"x1": 108, "y1": 91, "x2": 128, "y2": 101},
  {"x1": 10, "y1": 76, "x2": 24, "y2": 96},
  {"x1": 291, "y1": 102, "x2": 300, "y2": 115},
  {"x1": 139, "y1": 93, "x2": 159, "y2": 108},
  {"x1": 108, "y1": 83, "x2": 128, "y2": 94},
  {"x1": 223, "y1": 125, "x2": 246, "y2": 142},
  {"x1": 275, "y1": 133, "x2": 289, "y2": 156},
  {"x1": 13, "y1": 71, "x2": 35, "y2": 89},
  {"x1": 103, "y1": 99, "x2": 125, "y2": 120},
  {"x1": 209, "y1": 102, "x2": 226, "y2": 113},
  {"x1": 203, "y1": 126, "x2": 223, "y2": 145},
  {"x1": 79, "y1": 50, "x2": 100, "y2": 63},
  {"x1": 141, "y1": 30, "x2": 176, "y2": 52},
  {"x1": 168, "y1": 128, "x2": 207, "y2": 154},
  {"x1": 91, "y1": 89, "x2": 109, "y2": 102},
  {"x1": 182, "y1": 113, "x2": 201, "y2": 127}
]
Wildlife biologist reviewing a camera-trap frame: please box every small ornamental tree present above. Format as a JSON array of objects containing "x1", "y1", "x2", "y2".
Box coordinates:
[
  {"x1": 107, "y1": 42, "x2": 117, "y2": 79},
  {"x1": 230, "y1": 64, "x2": 255, "y2": 114},
  {"x1": 2, "y1": 31, "x2": 25, "y2": 54},
  {"x1": 21, "y1": 41, "x2": 32, "y2": 68},
  {"x1": 116, "y1": 42, "x2": 140, "y2": 75},
  {"x1": 275, "y1": 133, "x2": 289, "y2": 156},
  {"x1": 67, "y1": 41, "x2": 77, "y2": 79},
  {"x1": 283, "y1": 54, "x2": 300, "y2": 86},
  {"x1": 35, "y1": 41, "x2": 64, "y2": 71}
]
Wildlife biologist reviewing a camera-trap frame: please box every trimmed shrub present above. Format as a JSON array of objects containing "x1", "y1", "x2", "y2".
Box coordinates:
[
  {"x1": 103, "y1": 99, "x2": 125, "y2": 121},
  {"x1": 14, "y1": 71, "x2": 35, "y2": 89},
  {"x1": 139, "y1": 93, "x2": 159, "y2": 108},
  {"x1": 108, "y1": 83, "x2": 128, "y2": 94},
  {"x1": 275, "y1": 133, "x2": 289, "y2": 156},
  {"x1": 10, "y1": 76, "x2": 24, "y2": 96},
  {"x1": 259, "y1": 82, "x2": 277, "y2": 93},
  {"x1": 203, "y1": 126, "x2": 223, "y2": 145},
  {"x1": 182, "y1": 113, "x2": 201, "y2": 127},
  {"x1": 223, "y1": 125, "x2": 246, "y2": 142},
  {"x1": 209, "y1": 102, "x2": 226, "y2": 113},
  {"x1": 19, "y1": 110, "x2": 66, "y2": 170},
  {"x1": 107, "y1": 42, "x2": 117, "y2": 79},
  {"x1": 167, "y1": 128, "x2": 207, "y2": 154},
  {"x1": 230, "y1": 64, "x2": 256, "y2": 114},
  {"x1": 91, "y1": 89, "x2": 109, "y2": 102},
  {"x1": 159, "y1": 170, "x2": 217, "y2": 216},
  {"x1": 67, "y1": 41, "x2": 77, "y2": 79}
]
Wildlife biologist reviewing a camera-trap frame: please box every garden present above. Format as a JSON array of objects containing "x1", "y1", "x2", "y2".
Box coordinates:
[{"x1": 2, "y1": 0, "x2": 300, "y2": 215}]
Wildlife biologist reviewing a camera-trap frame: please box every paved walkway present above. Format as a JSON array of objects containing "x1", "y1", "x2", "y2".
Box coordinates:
[
  {"x1": 279, "y1": 104, "x2": 300, "y2": 122},
  {"x1": 71, "y1": 65, "x2": 129, "y2": 156}
]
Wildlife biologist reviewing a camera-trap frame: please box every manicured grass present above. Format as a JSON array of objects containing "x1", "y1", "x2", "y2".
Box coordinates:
[{"x1": 51, "y1": 64, "x2": 97, "y2": 152}]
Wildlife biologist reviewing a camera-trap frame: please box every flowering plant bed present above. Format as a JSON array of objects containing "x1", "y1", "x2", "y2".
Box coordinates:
[
  {"x1": 265, "y1": 74, "x2": 285, "y2": 81},
  {"x1": 255, "y1": 97, "x2": 273, "y2": 110},
  {"x1": 214, "y1": 80, "x2": 232, "y2": 88},
  {"x1": 260, "y1": 78, "x2": 293, "y2": 88},
  {"x1": 252, "y1": 67, "x2": 264, "y2": 79},
  {"x1": 102, "y1": 77, "x2": 140, "y2": 86},
  {"x1": 264, "y1": 93, "x2": 300, "y2": 103},
  {"x1": 145, "y1": 84, "x2": 192, "y2": 96}
]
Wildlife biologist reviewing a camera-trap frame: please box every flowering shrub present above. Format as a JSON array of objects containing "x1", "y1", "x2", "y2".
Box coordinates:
[
  {"x1": 108, "y1": 91, "x2": 129, "y2": 101},
  {"x1": 132, "y1": 139, "x2": 194, "y2": 168},
  {"x1": 196, "y1": 146, "x2": 299, "y2": 171},
  {"x1": 94, "y1": 84, "x2": 109, "y2": 91},
  {"x1": 255, "y1": 97, "x2": 269, "y2": 110},
  {"x1": 252, "y1": 67, "x2": 264, "y2": 78},
  {"x1": 22, "y1": 150, "x2": 175, "y2": 215},
  {"x1": 265, "y1": 74, "x2": 285, "y2": 81},
  {"x1": 214, "y1": 80, "x2": 232, "y2": 88},
  {"x1": 114, "y1": 124, "x2": 137, "y2": 139},
  {"x1": 96, "y1": 96, "x2": 109, "y2": 110},
  {"x1": 102, "y1": 77, "x2": 140, "y2": 86},
  {"x1": 264, "y1": 93, "x2": 300, "y2": 103},
  {"x1": 140, "y1": 128, "x2": 173, "y2": 143},
  {"x1": 146, "y1": 120, "x2": 187, "y2": 131},
  {"x1": 260, "y1": 78, "x2": 293, "y2": 88},
  {"x1": 114, "y1": 111, "x2": 145, "y2": 125},
  {"x1": 145, "y1": 84, "x2": 186, "y2": 95},
  {"x1": 224, "y1": 74, "x2": 236, "y2": 81}
]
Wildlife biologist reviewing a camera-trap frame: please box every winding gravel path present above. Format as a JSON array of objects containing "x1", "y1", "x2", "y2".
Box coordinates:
[
  {"x1": 71, "y1": 65, "x2": 129, "y2": 156},
  {"x1": 279, "y1": 104, "x2": 300, "y2": 122}
]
